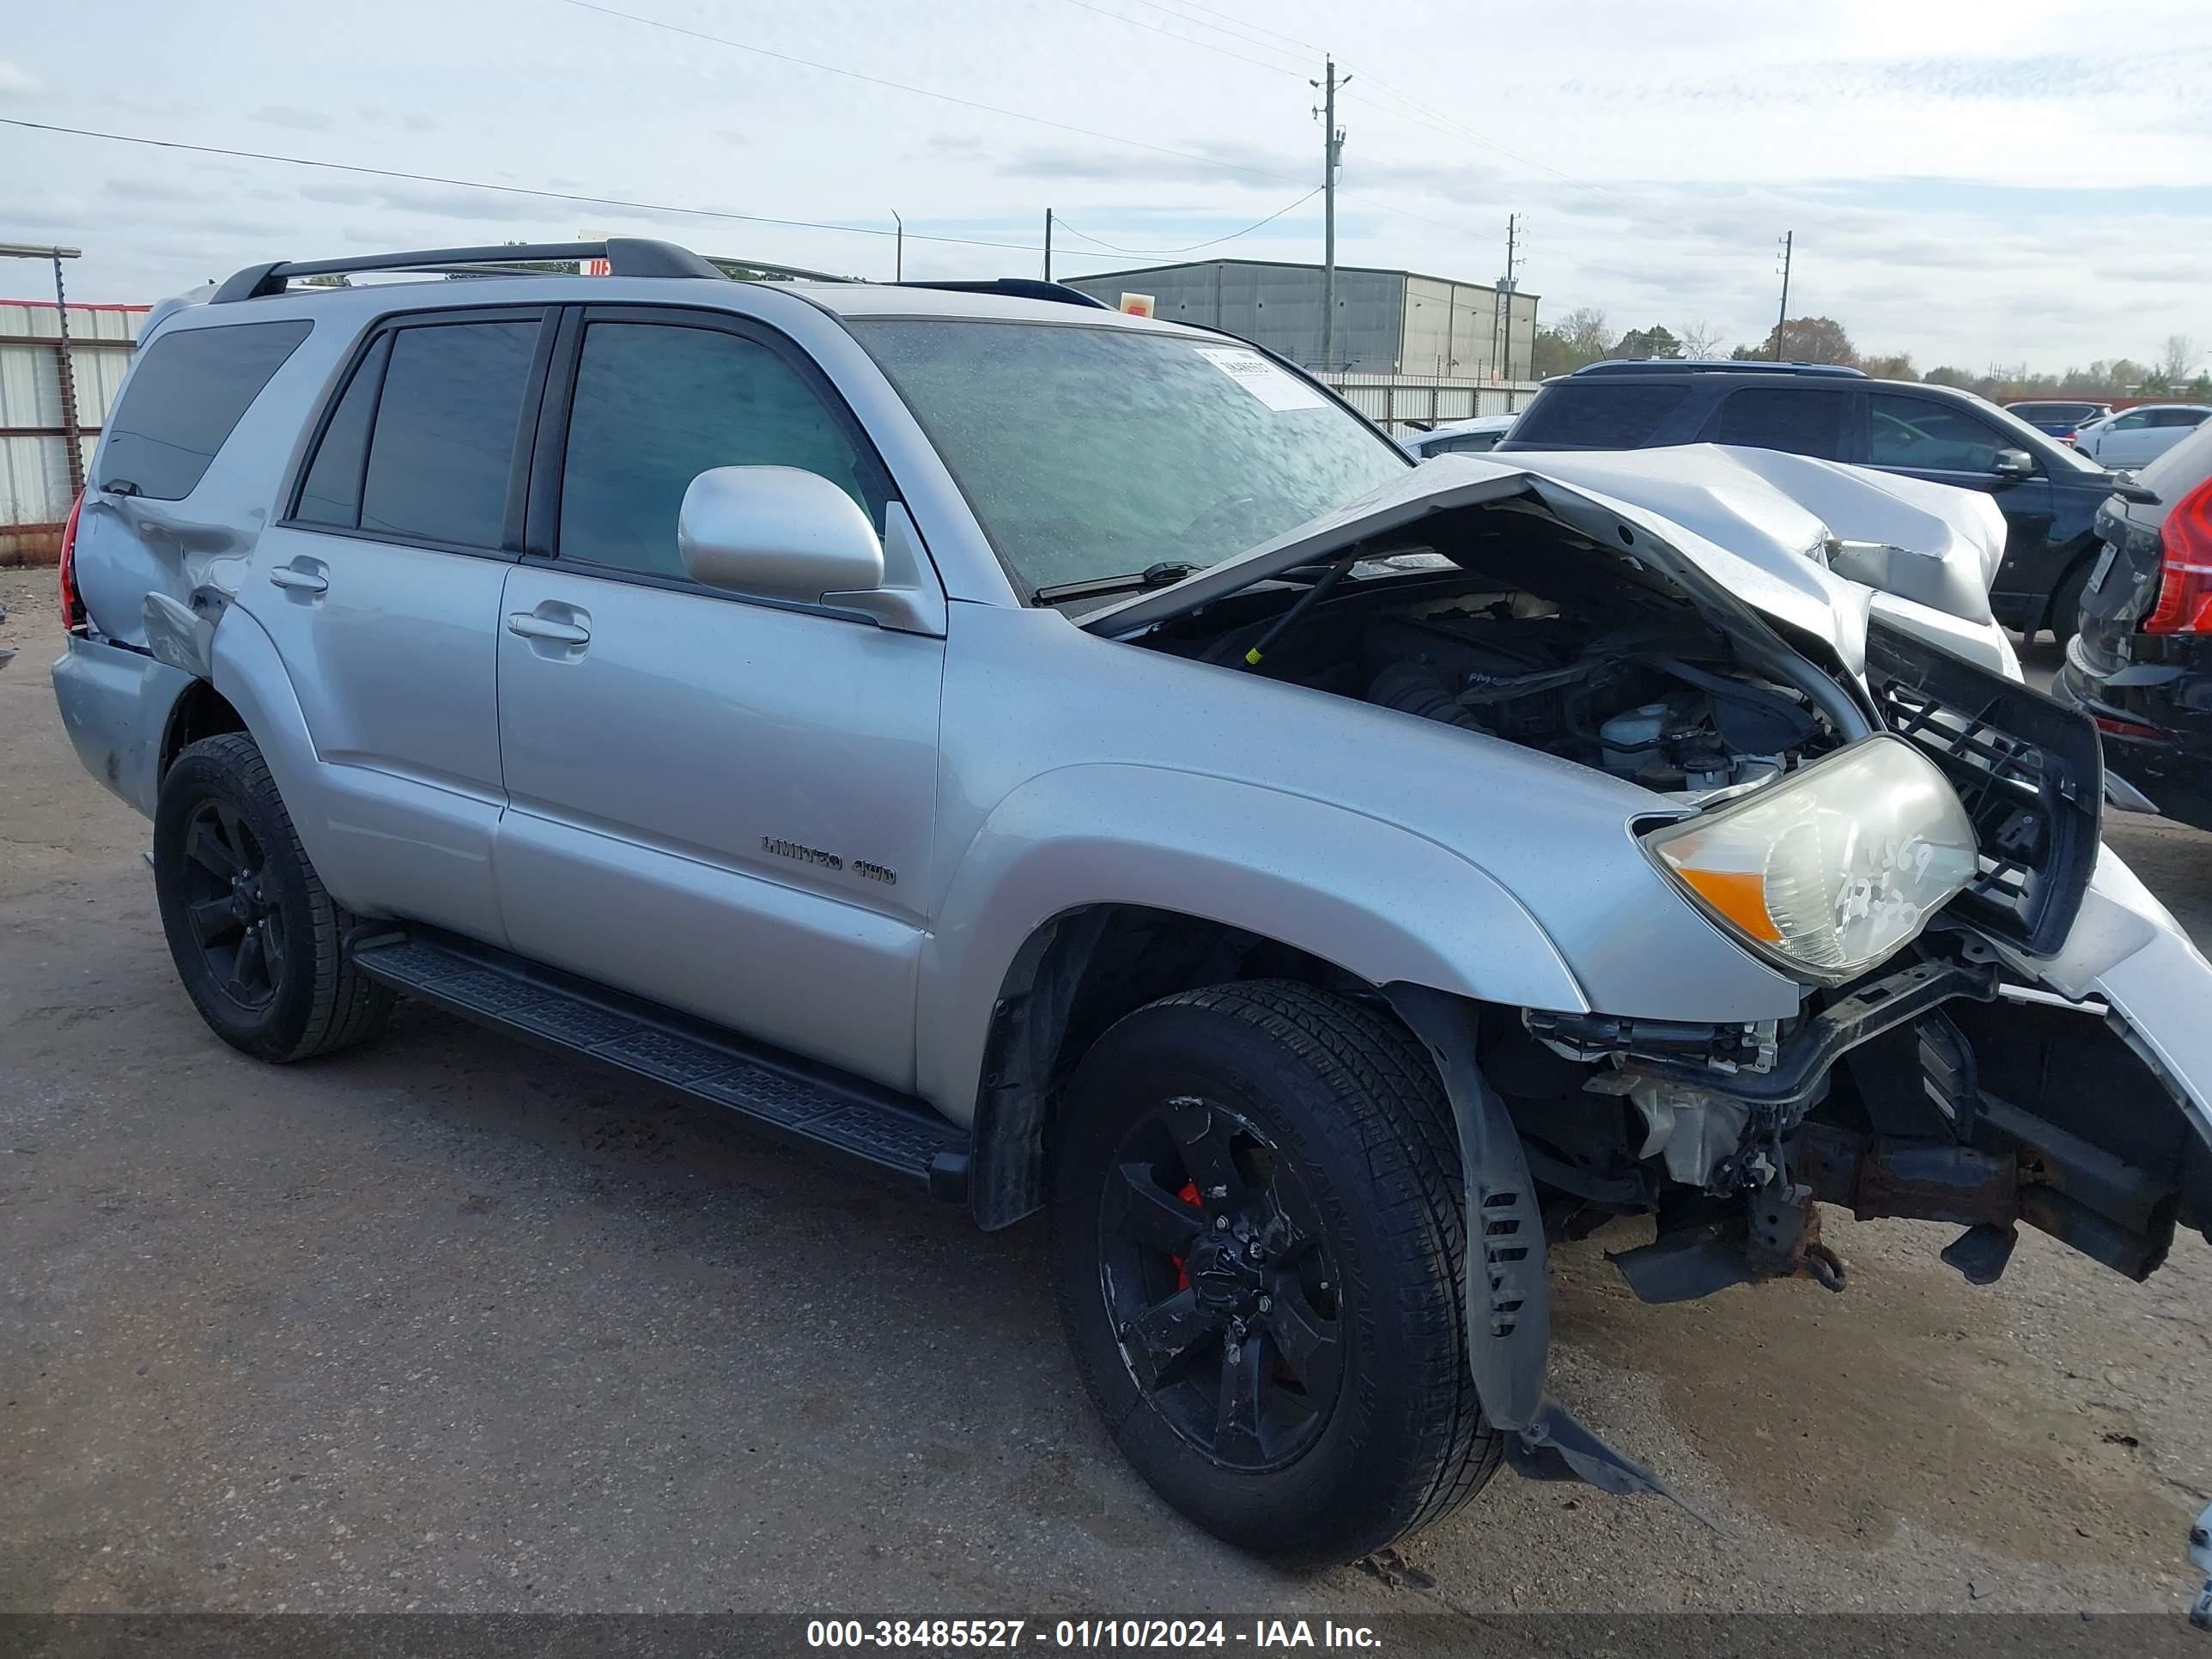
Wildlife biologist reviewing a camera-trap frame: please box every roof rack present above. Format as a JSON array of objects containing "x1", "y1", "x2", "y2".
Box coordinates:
[
  {"x1": 210, "y1": 238, "x2": 726, "y2": 304},
  {"x1": 1571, "y1": 358, "x2": 1868, "y2": 379},
  {"x1": 210, "y1": 240, "x2": 1119, "y2": 312},
  {"x1": 895, "y1": 278, "x2": 1110, "y2": 309}
]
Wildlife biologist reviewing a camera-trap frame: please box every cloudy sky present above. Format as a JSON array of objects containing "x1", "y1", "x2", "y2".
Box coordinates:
[{"x1": 3, "y1": 0, "x2": 2206, "y2": 373}]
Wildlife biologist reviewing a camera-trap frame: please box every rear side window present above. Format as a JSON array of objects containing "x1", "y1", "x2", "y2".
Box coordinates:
[
  {"x1": 101, "y1": 320, "x2": 311, "y2": 500},
  {"x1": 1508, "y1": 383, "x2": 1686, "y2": 448},
  {"x1": 1698, "y1": 386, "x2": 1844, "y2": 459},
  {"x1": 357, "y1": 320, "x2": 539, "y2": 548},
  {"x1": 294, "y1": 334, "x2": 390, "y2": 527},
  {"x1": 556, "y1": 321, "x2": 879, "y2": 578}
]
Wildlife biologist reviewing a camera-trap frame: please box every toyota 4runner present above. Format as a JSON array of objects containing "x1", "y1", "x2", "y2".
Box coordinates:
[{"x1": 51, "y1": 240, "x2": 2212, "y2": 1576}]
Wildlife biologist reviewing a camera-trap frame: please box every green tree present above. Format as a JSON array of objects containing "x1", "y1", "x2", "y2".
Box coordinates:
[
  {"x1": 1734, "y1": 316, "x2": 1856, "y2": 366},
  {"x1": 1616, "y1": 325, "x2": 1683, "y2": 361},
  {"x1": 1530, "y1": 307, "x2": 1616, "y2": 377},
  {"x1": 1858, "y1": 351, "x2": 1917, "y2": 381}
]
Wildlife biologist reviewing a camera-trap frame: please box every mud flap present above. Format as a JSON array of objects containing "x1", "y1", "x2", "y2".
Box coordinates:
[{"x1": 1389, "y1": 986, "x2": 1705, "y2": 1521}]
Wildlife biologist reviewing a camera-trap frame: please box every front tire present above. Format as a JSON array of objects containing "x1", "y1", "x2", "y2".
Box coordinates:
[
  {"x1": 1049, "y1": 980, "x2": 1499, "y2": 1568},
  {"x1": 154, "y1": 732, "x2": 392, "y2": 1063}
]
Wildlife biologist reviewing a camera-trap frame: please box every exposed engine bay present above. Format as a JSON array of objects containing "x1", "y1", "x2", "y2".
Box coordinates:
[
  {"x1": 1358, "y1": 600, "x2": 1822, "y2": 796},
  {"x1": 1129, "y1": 503, "x2": 1850, "y2": 799}
]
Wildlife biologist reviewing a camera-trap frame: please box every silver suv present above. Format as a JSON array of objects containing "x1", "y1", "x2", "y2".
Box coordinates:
[{"x1": 51, "y1": 239, "x2": 2212, "y2": 1572}]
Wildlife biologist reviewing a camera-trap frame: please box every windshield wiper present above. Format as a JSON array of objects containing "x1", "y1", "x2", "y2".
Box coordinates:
[{"x1": 1033, "y1": 562, "x2": 1203, "y2": 604}]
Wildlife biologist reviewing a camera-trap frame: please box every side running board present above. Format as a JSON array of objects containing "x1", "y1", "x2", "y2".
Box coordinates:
[{"x1": 351, "y1": 932, "x2": 970, "y2": 1200}]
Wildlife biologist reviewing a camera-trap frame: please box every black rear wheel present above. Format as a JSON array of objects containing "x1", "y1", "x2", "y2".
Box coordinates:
[
  {"x1": 155, "y1": 732, "x2": 392, "y2": 1063},
  {"x1": 1051, "y1": 980, "x2": 1499, "y2": 1568}
]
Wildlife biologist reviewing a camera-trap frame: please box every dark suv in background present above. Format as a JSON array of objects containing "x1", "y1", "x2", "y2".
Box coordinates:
[
  {"x1": 2059, "y1": 418, "x2": 2212, "y2": 830},
  {"x1": 1498, "y1": 362, "x2": 2140, "y2": 641}
]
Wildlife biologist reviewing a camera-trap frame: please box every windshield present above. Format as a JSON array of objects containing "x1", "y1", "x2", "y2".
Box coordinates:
[{"x1": 848, "y1": 319, "x2": 1409, "y2": 593}]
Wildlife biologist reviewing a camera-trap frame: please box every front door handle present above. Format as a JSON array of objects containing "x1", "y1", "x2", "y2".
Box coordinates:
[
  {"x1": 507, "y1": 612, "x2": 591, "y2": 645},
  {"x1": 269, "y1": 564, "x2": 328, "y2": 595}
]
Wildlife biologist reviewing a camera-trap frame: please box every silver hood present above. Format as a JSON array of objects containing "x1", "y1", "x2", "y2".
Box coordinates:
[{"x1": 1082, "y1": 444, "x2": 2010, "y2": 678}]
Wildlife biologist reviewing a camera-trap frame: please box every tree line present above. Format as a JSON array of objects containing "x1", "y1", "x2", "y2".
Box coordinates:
[{"x1": 1529, "y1": 309, "x2": 2209, "y2": 402}]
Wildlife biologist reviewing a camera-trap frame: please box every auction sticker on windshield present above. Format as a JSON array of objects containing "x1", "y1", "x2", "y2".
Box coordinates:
[{"x1": 1194, "y1": 346, "x2": 1327, "y2": 412}]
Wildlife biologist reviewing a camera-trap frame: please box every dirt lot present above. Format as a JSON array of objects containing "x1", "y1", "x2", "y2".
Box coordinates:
[{"x1": 5, "y1": 572, "x2": 2211, "y2": 1619}]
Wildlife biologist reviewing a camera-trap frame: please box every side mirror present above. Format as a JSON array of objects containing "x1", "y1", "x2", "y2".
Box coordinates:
[
  {"x1": 1991, "y1": 447, "x2": 2037, "y2": 480},
  {"x1": 678, "y1": 466, "x2": 884, "y2": 604}
]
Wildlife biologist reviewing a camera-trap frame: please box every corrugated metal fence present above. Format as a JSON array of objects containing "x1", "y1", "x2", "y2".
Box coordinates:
[
  {"x1": 1, "y1": 301, "x2": 147, "y2": 564},
  {"x1": 1317, "y1": 372, "x2": 1541, "y2": 434}
]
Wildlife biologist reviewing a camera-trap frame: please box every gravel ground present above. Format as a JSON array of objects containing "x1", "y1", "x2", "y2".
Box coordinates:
[{"x1": 4, "y1": 579, "x2": 2209, "y2": 1620}]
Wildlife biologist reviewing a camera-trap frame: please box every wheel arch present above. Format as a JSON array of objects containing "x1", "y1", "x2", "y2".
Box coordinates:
[
  {"x1": 201, "y1": 602, "x2": 356, "y2": 905},
  {"x1": 2037, "y1": 532, "x2": 2105, "y2": 638},
  {"x1": 927, "y1": 769, "x2": 1590, "y2": 1230},
  {"x1": 159, "y1": 675, "x2": 248, "y2": 781}
]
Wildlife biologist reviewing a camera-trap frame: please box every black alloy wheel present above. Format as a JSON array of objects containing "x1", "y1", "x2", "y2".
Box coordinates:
[
  {"x1": 1050, "y1": 980, "x2": 1501, "y2": 1567},
  {"x1": 154, "y1": 732, "x2": 393, "y2": 1063},
  {"x1": 1098, "y1": 1097, "x2": 1344, "y2": 1472},
  {"x1": 174, "y1": 797, "x2": 287, "y2": 1011}
]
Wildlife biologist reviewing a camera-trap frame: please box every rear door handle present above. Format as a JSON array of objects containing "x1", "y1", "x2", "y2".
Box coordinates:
[
  {"x1": 507, "y1": 612, "x2": 591, "y2": 645},
  {"x1": 269, "y1": 565, "x2": 328, "y2": 594}
]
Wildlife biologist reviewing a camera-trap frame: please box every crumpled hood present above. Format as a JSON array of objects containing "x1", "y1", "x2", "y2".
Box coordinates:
[{"x1": 1083, "y1": 444, "x2": 2008, "y2": 667}]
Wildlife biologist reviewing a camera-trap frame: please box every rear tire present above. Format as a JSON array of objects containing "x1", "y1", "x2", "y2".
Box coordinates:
[
  {"x1": 1049, "y1": 980, "x2": 1498, "y2": 1568},
  {"x1": 154, "y1": 732, "x2": 392, "y2": 1063}
]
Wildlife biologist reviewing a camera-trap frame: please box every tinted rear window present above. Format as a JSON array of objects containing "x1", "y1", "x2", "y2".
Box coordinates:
[
  {"x1": 101, "y1": 320, "x2": 312, "y2": 500},
  {"x1": 294, "y1": 333, "x2": 390, "y2": 527},
  {"x1": 1698, "y1": 386, "x2": 1844, "y2": 459},
  {"x1": 2012, "y1": 402, "x2": 2100, "y2": 422},
  {"x1": 1509, "y1": 383, "x2": 1687, "y2": 448},
  {"x1": 358, "y1": 320, "x2": 538, "y2": 548}
]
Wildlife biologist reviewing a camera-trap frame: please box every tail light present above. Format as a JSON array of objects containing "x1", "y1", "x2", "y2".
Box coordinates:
[
  {"x1": 2144, "y1": 474, "x2": 2212, "y2": 634},
  {"x1": 58, "y1": 490, "x2": 88, "y2": 635}
]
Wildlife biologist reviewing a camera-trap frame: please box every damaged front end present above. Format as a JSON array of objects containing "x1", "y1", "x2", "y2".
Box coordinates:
[
  {"x1": 1522, "y1": 616, "x2": 2212, "y2": 1306},
  {"x1": 1413, "y1": 612, "x2": 2212, "y2": 1554},
  {"x1": 1091, "y1": 451, "x2": 2212, "y2": 1565}
]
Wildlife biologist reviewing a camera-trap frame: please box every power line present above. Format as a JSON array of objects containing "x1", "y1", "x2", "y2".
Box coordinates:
[
  {"x1": 1140, "y1": 0, "x2": 1321, "y2": 56},
  {"x1": 1049, "y1": 0, "x2": 1304, "y2": 78},
  {"x1": 1109, "y1": 0, "x2": 1316, "y2": 66},
  {"x1": 1051, "y1": 185, "x2": 1322, "y2": 256},
  {"x1": 0, "y1": 117, "x2": 1143, "y2": 264},
  {"x1": 558, "y1": 0, "x2": 1307, "y2": 185}
]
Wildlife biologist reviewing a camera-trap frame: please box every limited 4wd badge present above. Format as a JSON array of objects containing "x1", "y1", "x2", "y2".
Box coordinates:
[{"x1": 762, "y1": 837, "x2": 896, "y2": 885}]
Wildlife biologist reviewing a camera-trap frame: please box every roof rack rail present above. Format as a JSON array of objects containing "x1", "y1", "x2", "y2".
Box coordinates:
[
  {"x1": 894, "y1": 278, "x2": 1111, "y2": 310},
  {"x1": 708, "y1": 258, "x2": 860, "y2": 283},
  {"x1": 1571, "y1": 357, "x2": 1867, "y2": 378},
  {"x1": 210, "y1": 238, "x2": 726, "y2": 304}
]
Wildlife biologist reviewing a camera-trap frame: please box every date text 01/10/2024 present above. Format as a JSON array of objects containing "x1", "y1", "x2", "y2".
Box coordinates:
[{"x1": 803, "y1": 1620, "x2": 1382, "y2": 1649}]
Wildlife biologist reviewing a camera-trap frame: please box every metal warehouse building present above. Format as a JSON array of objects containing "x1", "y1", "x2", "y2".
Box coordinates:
[
  {"x1": 1, "y1": 299, "x2": 147, "y2": 562},
  {"x1": 1064, "y1": 258, "x2": 1539, "y2": 380}
]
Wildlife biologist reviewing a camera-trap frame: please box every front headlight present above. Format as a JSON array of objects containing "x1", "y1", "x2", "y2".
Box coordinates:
[{"x1": 1643, "y1": 736, "x2": 1978, "y2": 982}]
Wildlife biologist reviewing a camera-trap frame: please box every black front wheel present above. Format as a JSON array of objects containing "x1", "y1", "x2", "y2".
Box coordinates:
[
  {"x1": 154, "y1": 732, "x2": 392, "y2": 1063},
  {"x1": 1051, "y1": 981, "x2": 1499, "y2": 1568}
]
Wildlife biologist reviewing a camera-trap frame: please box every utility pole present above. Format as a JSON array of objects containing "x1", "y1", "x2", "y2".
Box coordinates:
[
  {"x1": 1496, "y1": 214, "x2": 1522, "y2": 381},
  {"x1": 1311, "y1": 58, "x2": 1348, "y2": 371},
  {"x1": 1043, "y1": 209, "x2": 1054, "y2": 283},
  {"x1": 1772, "y1": 231, "x2": 1793, "y2": 361},
  {"x1": 893, "y1": 210, "x2": 903, "y2": 283}
]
